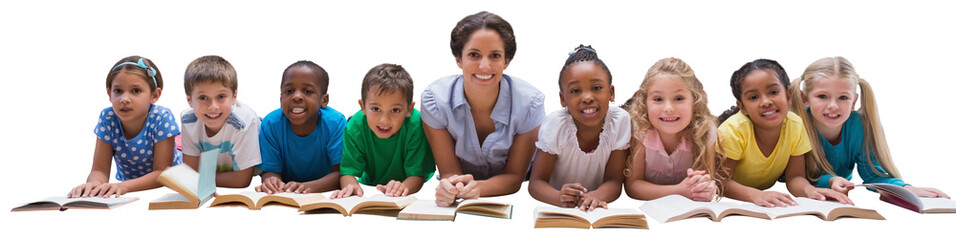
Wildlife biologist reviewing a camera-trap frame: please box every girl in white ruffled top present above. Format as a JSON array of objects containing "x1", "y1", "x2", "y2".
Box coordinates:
[
  {"x1": 622, "y1": 57, "x2": 723, "y2": 202},
  {"x1": 528, "y1": 45, "x2": 629, "y2": 211}
]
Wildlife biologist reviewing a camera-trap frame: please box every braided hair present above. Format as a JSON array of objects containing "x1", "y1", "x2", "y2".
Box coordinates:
[
  {"x1": 716, "y1": 59, "x2": 790, "y2": 124},
  {"x1": 558, "y1": 45, "x2": 612, "y2": 91}
]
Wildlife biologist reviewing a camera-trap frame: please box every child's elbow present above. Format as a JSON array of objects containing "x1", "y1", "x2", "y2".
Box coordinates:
[
  {"x1": 623, "y1": 184, "x2": 641, "y2": 200},
  {"x1": 222, "y1": 180, "x2": 252, "y2": 188},
  {"x1": 233, "y1": 181, "x2": 252, "y2": 188}
]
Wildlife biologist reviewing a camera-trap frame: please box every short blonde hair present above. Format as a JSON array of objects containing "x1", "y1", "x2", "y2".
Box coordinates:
[{"x1": 184, "y1": 55, "x2": 237, "y2": 95}]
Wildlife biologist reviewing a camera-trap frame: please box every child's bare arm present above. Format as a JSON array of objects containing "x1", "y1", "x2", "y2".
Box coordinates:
[
  {"x1": 216, "y1": 167, "x2": 256, "y2": 188},
  {"x1": 578, "y1": 149, "x2": 627, "y2": 210},
  {"x1": 186, "y1": 154, "x2": 253, "y2": 188},
  {"x1": 287, "y1": 165, "x2": 341, "y2": 194},
  {"x1": 528, "y1": 149, "x2": 572, "y2": 207},
  {"x1": 70, "y1": 138, "x2": 114, "y2": 198},
  {"x1": 785, "y1": 154, "x2": 852, "y2": 205},
  {"x1": 399, "y1": 176, "x2": 425, "y2": 195},
  {"x1": 183, "y1": 154, "x2": 199, "y2": 171},
  {"x1": 91, "y1": 137, "x2": 177, "y2": 197},
  {"x1": 721, "y1": 159, "x2": 796, "y2": 207}
]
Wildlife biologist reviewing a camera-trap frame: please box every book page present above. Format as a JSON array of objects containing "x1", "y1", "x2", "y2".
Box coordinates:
[
  {"x1": 270, "y1": 192, "x2": 319, "y2": 199},
  {"x1": 535, "y1": 206, "x2": 640, "y2": 224},
  {"x1": 398, "y1": 200, "x2": 458, "y2": 219},
  {"x1": 534, "y1": 206, "x2": 587, "y2": 221},
  {"x1": 457, "y1": 199, "x2": 512, "y2": 218},
  {"x1": 757, "y1": 197, "x2": 851, "y2": 219},
  {"x1": 860, "y1": 183, "x2": 923, "y2": 210},
  {"x1": 226, "y1": 192, "x2": 320, "y2": 203},
  {"x1": 459, "y1": 199, "x2": 506, "y2": 207},
  {"x1": 27, "y1": 197, "x2": 135, "y2": 207},
  {"x1": 57, "y1": 196, "x2": 136, "y2": 206},
  {"x1": 584, "y1": 208, "x2": 643, "y2": 224},
  {"x1": 641, "y1": 195, "x2": 723, "y2": 222},
  {"x1": 160, "y1": 165, "x2": 199, "y2": 197},
  {"x1": 150, "y1": 193, "x2": 191, "y2": 203},
  {"x1": 319, "y1": 196, "x2": 365, "y2": 214},
  {"x1": 196, "y1": 150, "x2": 218, "y2": 202},
  {"x1": 641, "y1": 195, "x2": 696, "y2": 221},
  {"x1": 919, "y1": 197, "x2": 956, "y2": 212},
  {"x1": 236, "y1": 191, "x2": 269, "y2": 203}
]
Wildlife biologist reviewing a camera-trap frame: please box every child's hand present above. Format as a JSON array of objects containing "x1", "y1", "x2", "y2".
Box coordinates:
[
  {"x1": 686, "y1": 168, "x2": 708, "y2": 177},
  {"x1": 435, "y1": 177, "x2": 461, "y2": 207},
  {"x1": 689, "y1": 179, "x2": 717, "y2": 202},
  {"x1": 678, "y1": 172, "x2": 714, "y2": 201},
  {"x1": 377, "y1": 180, "x2": 408, "y2": 197},
  {"x1": 91, "y1": 182, "x2": 129, "y2": 198},
  {"x1": 905, "y1": 185, "x2": 950, "y2": 199},
  {"x1": 69, "y1": 182, "x2": 103, "y2": 198},
  {"x1": 753, "y1": 191, "x2": 796, "y2": 207},
  {"x1": 256, "y1": 175, "x2": 285, "y2": 194},
  {"x1": 331, "y1": 183, "x2": 363, "y2": 199},
  {"x1": 577, "y1": 194, "x2": 608, "y2": 212},
  {"x1": 805, "y1": 188, "x2": 853, "y2": 205},
  {"x1": 282, "y1": 181, "x2": 311, "y2": 194},
  {"x1": 828, "y1": 177, "x2": 855, "y2": 194},
  {"x1": 560, "y1": 183, "x2": 587, "y2": 208},
  {"x1": 450, "y1": 175, "x2": 479, "y2": 200}
]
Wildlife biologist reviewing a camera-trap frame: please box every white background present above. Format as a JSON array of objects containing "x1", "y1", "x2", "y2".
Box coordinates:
[{"x1": 2, "y1": 0, "x2": 955, "y2": 239}]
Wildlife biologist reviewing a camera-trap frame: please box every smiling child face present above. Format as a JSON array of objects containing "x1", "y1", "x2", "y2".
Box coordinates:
[
  {"x1": 187, "y1": 82, "x2": 237, "y2": 137},
  {"x1": 281, "y1": 66, "x2": 328, "y2": 136},
  {"x1": 737, "y1": 69, "x2": 790, "y2": 130},
  {"x1": 360, "y1": 85, "x2": 413, "y2": 139},
  {"x1": 805, "y1": 76, "x2": 857, "y2": 134},
  {"x1": 560, "y1": 61, "x2": 614, "y2": 129},
  {"x1": 646, "y1": 77, "x2": 694, "y2": 136}
]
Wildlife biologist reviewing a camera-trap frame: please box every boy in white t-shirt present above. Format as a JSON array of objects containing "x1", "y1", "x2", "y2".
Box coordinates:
[{"x1": 180, "y1": 55, "x2": 261, "y2": 188}]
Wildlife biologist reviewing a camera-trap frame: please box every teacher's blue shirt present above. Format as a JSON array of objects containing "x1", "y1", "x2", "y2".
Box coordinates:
[{"x1": 420, "y1": 74, "x2": 545, "y2": 180}]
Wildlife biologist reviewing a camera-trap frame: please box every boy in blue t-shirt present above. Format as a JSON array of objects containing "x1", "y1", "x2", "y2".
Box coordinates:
[{"x1": 255, "y1": 61, "x2": 345, "y2": 194}]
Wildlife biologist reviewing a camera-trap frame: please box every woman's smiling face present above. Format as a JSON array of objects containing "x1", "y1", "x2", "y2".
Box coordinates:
[{"x1": 457, "y1": 28, "x2": 509, "y2": 90}]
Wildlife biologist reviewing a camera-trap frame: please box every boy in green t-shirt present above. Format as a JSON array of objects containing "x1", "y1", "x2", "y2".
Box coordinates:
[{"x1": 330, "y1": 63, "x2": 435, "y2": 198}]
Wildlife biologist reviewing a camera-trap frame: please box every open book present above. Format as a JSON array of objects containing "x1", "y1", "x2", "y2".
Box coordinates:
[
  {"x1": 210, "y1": 192, "x2": 327, "y2": 210},
  {"x1": 12, "y1": 197, "x2": 138, "y2": 212},
  {"x1": 397, "y1": 199, "x2": 513, "y2": 221},
  {"x1": 640, "y1": 195, "x2": 884, "y2": 223},
  {"x1": 533, "y1": 206, "x2": 648, "y2": 229},
  {"x1": 298, "y1": 195, "x2": 416, "y2": 217},
  {"x1": 858, "y1": 183, "x2": 956, "y2": 213},
  {"x1": 148, "y1": 150, "x2": 217, "y2": 210}
]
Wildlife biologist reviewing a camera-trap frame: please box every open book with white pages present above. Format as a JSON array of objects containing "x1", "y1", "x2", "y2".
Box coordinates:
[{"x1": 640, "y1": 194, "x2": 884, "y2": 223}]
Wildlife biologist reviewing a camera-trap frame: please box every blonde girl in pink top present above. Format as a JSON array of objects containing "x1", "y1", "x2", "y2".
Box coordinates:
[{"x1": 623, "y1": 58, "x2": 723, "y2": 202}]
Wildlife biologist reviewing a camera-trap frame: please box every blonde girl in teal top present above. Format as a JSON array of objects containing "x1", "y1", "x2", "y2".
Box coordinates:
[{"x1": 790, "y1": 56, "x2": 948, "y2": 199}]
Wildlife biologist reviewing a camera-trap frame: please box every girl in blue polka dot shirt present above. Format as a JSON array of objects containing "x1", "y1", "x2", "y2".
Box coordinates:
[{"x1": 68, "y1": 56, "x2": 183, "y2": 198}]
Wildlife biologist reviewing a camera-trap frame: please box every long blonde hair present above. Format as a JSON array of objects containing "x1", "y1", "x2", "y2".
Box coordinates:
[
  {"x1": 623, "y1": 57, "x2": 726, "y2": 197},
  {"x1": 789, "y1": 56, "x2": 902, "y2": 182}
]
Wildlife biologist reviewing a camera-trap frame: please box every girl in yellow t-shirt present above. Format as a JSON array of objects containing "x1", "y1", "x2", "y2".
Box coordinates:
[{"x1": 715, "y1": 59, "x2": 851, "y2": 207}]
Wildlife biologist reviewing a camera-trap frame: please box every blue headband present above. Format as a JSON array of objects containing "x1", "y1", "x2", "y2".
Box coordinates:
[
  {"x1": 111, "y1": 58, "x2": 158, "y2": 88},
  {"x1": 569, "y1": 47, "x2": 596, "y2": 56}
]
